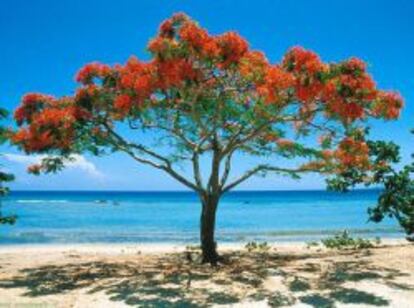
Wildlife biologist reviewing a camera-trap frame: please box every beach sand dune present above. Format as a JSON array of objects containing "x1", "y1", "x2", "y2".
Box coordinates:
[{"x1": 0, "y1": 242, "x2": 413, "y2": 307}]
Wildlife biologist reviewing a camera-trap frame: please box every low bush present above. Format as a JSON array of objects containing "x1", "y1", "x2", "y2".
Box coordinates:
[
  {"x1": 245, "y1": 241, "x2": 270, "y2": 253},
  {"x1": 321, "y1": 231, "x2": 380, "y2": 250}
]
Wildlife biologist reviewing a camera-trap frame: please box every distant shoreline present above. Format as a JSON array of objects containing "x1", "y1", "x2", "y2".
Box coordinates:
[
  {"x1": 0, "y1": 226, "x2": 404, "y2": 246},
  {"x1": 0, "y1": 238, "x2": 408, "y2": 254},
  {"x1": 7, "y1": 188, "x2": 383, "y2": 193}
]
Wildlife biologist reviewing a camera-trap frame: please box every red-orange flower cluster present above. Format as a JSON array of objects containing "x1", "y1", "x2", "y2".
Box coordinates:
[
  {"x1": 115, "y1": 57, "x2": 156, "y2": 109},
  {"x1": 372, "y1": 91, "x2": 403, "y2": 119},
  {"x1": 342, "y1": 57, "x2": 366, "y2": 72},
  {"x1": 113, "y1": 54, "x2": 201, "y2": 115},
  {"x1": 158, "y1": 12, "x2": 188, "y2": 38},
  {"x1": 153, "y1": 13, "x2": 249, "y2": 69},
  {"x1": 13, "y1": 95, "x2": 90, "y2": 152},
  {"x1": 239, "y1": 51, "x2": 269, "y2": 82},
  {"x1": 218, "y1": 32, "x2": 248, "y2": 67},
  {"x1": 148, "y1": 37, "x2": 175, "y2": 55},
  {"x1": 283, "y1": 46, "x2": 327, "y2": 102},
  {"x1": 118, "y1": 57, "x2": 152, "y2": 88},
  {"x1": 257, "y1": 66, "x2": 295, "y2": 104},
  {"x1": 156, "y1": 58, "x2": 199, "y2": 89},
  {"x1": 14, "y1": 93, "x2": 54, "y2": 125},
  {"x1": 179, "y1": 21, "x2": 220, "y2": 58},
  {"x1": 322, "y1": 58, "x2": 377, "y2": 122},
  {"x1": 75, "y1": 62, "x2": 111, "y2": 84},
  {"x1": 283, "y1": 46, "x2": 326, "y2": 75},
  {"x1": 114, "y1": 94, "x2": 133, "y2": 116},
  {"x1": 334, "y1": 137, "x2": 370, "y2": 171}
]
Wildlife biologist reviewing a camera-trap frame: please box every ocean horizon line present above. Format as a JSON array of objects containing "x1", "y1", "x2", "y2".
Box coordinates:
[{"x1": 8, "y1": 188, "x2": 382, "y2": 193}]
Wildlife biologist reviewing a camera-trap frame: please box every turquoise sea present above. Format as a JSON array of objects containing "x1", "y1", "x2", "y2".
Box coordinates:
[{"x1": 0, "y1": 190, "x2": 402, "y2": 244}]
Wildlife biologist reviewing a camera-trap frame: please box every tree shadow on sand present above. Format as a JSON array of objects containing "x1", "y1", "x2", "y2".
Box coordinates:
[
  {"x1": 0, "y1": 253, "x2": 245, "y2": 306},
  {"x1": 0, "y1": 247, "x2": 412, "y2": 307}
]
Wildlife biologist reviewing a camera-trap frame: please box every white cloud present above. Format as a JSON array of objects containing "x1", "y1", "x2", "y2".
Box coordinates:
[
  {"x1": 2, "y1": 153, "x2": 39, "y2": 165},
  {"x1": 2, "y1": 153, "x2": 104, "y2": 179}
]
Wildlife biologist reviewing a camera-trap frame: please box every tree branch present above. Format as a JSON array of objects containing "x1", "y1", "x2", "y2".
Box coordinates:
[
  {"x1": 222, "y1": 164, "x2": 310, "y2": 193},
  {"x1": 192, "y1": 149, "x2": 203, "y2": 189},
  {"x1": 219, "y1": 150, "x2": 234, "y2": 188},
  {"x1": 104, "y1": 123, "x2": 201, "y2": 192}
]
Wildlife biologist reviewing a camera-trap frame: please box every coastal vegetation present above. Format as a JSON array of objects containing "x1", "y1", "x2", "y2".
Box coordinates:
[
  {"x1": 328, "y1": 132, "x2": 414, "y2": 241},
  {"x1": 319, "y1": 230, "x2": 379, "y2": 250},
  {"x1": 369, "y1": 159, "x2": 414, "y2": 241},
  {"x1": 11, "y1": 13, "x2": 404, "y2": 264},
  {"x1": 0, "y1": 107, "x2": 16, "y2": 225}
]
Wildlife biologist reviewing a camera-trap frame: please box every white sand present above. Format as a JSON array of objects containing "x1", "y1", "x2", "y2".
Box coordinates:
[{"x1": 0, "y1": 241, "x2": 412, "y2": 307}]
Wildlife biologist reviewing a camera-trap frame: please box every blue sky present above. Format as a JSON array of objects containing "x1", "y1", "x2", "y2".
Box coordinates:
[{"x1": 0, "y1": 0, "x2": 413, "y2": 191}]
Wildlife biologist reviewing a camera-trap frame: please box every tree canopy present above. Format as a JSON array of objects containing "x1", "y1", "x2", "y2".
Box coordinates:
[{"x1": 12, "y1": 13, "x2": 403, "y2": 192}]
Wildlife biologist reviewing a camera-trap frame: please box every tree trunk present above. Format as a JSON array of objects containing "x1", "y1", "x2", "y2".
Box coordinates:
[{"x1": 200, "y1": 195, "x2": 219, "y2": 265}]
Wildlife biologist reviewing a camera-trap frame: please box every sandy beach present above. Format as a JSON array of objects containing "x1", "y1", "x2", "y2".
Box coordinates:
[{"x1": 0, "y1": 240, "x2": 413, "y2": 307}]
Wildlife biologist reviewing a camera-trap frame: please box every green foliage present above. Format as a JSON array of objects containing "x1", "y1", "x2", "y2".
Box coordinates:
[
  {"x1": 369, "y1": 165, "x2": 414, "y2": 237},
  {"x1": 306, "y1": 241, "x2": 320, "y2": 249},
  {"x1": 0, "y1": 107, "x2": 16, "y2": 225},
  {"x1": 327, "y1": 132, "x2": 414, "y2": 239},
  {"x1": 185, "y1": 244, "x2": 201, "y2": 251},
  {"x1": 321, "y1": 231, "x2": 377, "y2": 250},
  {"x1": 245, "y1": 241, "x2": 270, "y2": 253}
]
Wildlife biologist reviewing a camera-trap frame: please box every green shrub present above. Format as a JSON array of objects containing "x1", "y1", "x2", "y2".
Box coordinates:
[
  {"x1": 245, "y1": 241, "x2": 270, "y2": 253},
  {"x1": 321, "y1": 231, "x2": 377, "y2": 250}
]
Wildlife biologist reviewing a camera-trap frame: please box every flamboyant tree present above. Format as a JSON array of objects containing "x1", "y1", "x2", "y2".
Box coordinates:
[
  {"x1": 0, "y1": 107, "x2": 16, "y2": 225},
  {"x1": 12, "y1": 13, "x2": 403, "y2": 263}
]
